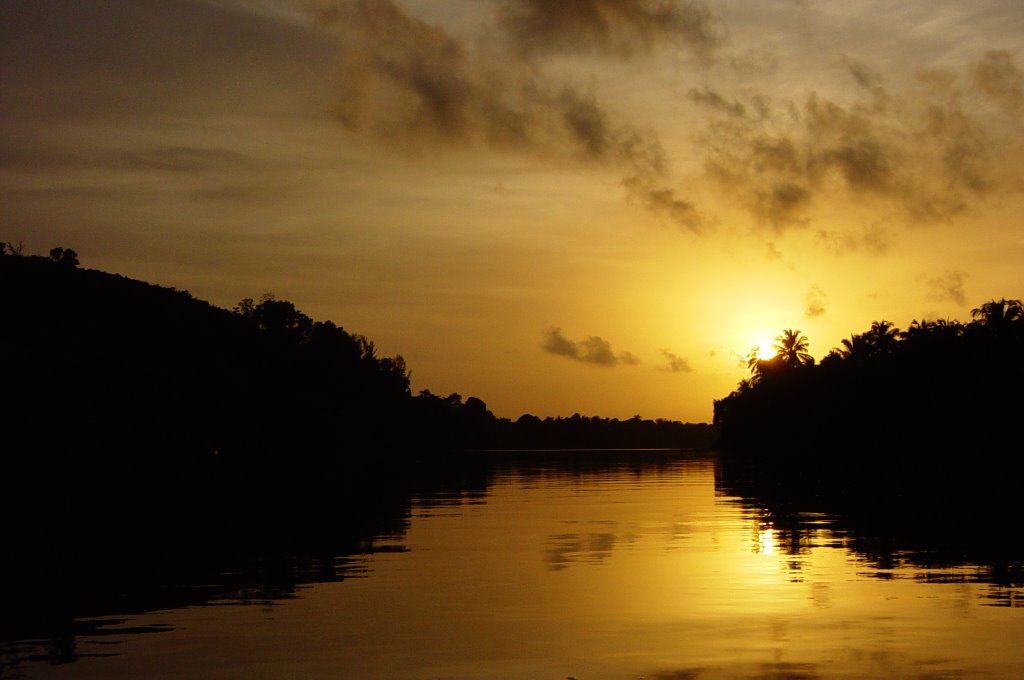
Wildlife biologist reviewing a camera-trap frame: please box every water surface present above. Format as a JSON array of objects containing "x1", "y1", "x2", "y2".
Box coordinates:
[{"x1": 5, "y1": 454, "x2": 1023, "y2": 679}]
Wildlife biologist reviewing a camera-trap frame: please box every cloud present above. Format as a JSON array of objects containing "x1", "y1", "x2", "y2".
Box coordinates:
[
  {"x1": 804, "y1": 285, "x2": 826, "y2": 318},
  {"x1": 814, "y1": 224, "x2": 892, "y2": 255},
  {"x1": 622, "y1": 173, "x2": 705, "y2": 232},
  {"x1": 497, "y1": 0, "x2": 721, "y2": 61},
  {"x1": 688, "y1": 86, "x2": 746, "y2": 117},
  {"x1": 658, "y1": 350, "x2": 693, "y2": 373},
  {"x1": 309, "y1": 0, "x2": 705, "y2": 232},
  {"x1": 972, "y1": 50, "x2": 1024, "y2": 113},
  {"x1": 840, "y1": 57, "x2": 889, "y2": 111},
  {"x1": 764, "y1": 241, "x2": 783, "y2": 261},
  {"x1": 311, "y1": 0, "x2": 478, "y2": 143},
  {"x1": 310, "y1": 2, "x2": 1024, "y2": 241},
  {"x1": 542, "y1": 327, "x2": 640, "y2": 367},
  {"x1": 693, "y1": 53, "x2": 1024, "y2": 235},
  {"x1": 925, "y1": 270, "x2": 967, "y2": 306}
]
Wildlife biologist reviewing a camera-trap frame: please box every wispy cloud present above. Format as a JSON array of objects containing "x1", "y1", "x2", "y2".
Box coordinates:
[
  {"x1": 658, "y1": 349, "x2": 693, "y2": 373},
  {"x1": 694, "y1": 52, "x2": 1024, "y2": 236},
  {"x1": 804, "y1": 285, "x2": 827, "y2": 318},
  {"x1": 972, "y1": 50, "x2": 1024, "y2": 113},
  {"x1": 309, "y1": 0, "x2": 713, "y2": 232},
  {"x1": 497, "y1": 0, "x2": 721, "y2": 60},
  {"x1": 542, "y1": 327, "x2": 640, "y2": 367},
  {"x1": 925, "y1": 270, "x2": 967, "y2": 306}
]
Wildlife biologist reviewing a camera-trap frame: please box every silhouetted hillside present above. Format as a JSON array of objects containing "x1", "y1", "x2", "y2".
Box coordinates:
[
  {"x1": 2, "y1": 253, "x2": 422, "y2": 586},
  {"x1": 1, "y1": 252, "x2": 454, "y2": 639},
  {"x1": 2, "y1": 252, "x2": 710, "y2": 551},
  {"x1": 1, "y1": 249, "x2": 713, "y2": 646}
]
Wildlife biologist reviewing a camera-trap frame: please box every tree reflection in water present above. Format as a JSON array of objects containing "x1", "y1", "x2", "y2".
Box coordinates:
[{"x1": 3, "y1": 451, "x2": 1024, "y2": 679}]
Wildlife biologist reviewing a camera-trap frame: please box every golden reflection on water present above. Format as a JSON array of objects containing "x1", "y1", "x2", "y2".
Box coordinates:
[
  {"x1": 23, "y1": 456, "x2": 1024, "y2": 680},
  {"x1": 754, "y1": 522, "x2": 775, "y2": 556}
]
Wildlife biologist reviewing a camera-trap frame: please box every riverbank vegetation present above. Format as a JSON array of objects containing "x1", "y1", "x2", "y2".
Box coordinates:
[
  {"x1": 713, "y1": 300, "x2": 1024, "y2": 510},
  {"x1": 1, "y1": 246, "x2": 715, "y2": 644},
  {"x1": 1, "y1": 248, "x2": 709, "y2": 559}
]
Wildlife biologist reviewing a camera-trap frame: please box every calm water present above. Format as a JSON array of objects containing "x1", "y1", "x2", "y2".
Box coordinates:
[{"x1": 5, "y1": 454, "x2": 1024, "y2": 679}]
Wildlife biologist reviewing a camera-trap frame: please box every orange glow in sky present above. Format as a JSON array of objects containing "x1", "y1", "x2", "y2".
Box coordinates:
[{"x1": 3, "y1": 1, "x2": 1023, "y2": 422}]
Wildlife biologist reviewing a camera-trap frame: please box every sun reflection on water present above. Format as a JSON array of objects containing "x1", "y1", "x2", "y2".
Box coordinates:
[{"x1": 754, "y1": 522, "x2": 776, "y2": 555}]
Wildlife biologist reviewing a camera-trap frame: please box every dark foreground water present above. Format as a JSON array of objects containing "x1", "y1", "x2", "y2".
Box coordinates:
[{"x1": 4, "y1": 453, "x2": 1024, "y2": 679}]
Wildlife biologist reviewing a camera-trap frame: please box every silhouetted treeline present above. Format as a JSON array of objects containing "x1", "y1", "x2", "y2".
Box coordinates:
[
  {"x1": 1, "y1": 252, "x2": 428, "y2": 623},
  {"x1": 410, "y1": 391, "x2": 716, "y2": 451},
  {"x1": 1, "y1": 250, "x2": 484, "y2": 650},
  {"x1": 713, "y1": 301, "x2": 1024, "y2": 504},
  {"x1": 2, "y1": 249, "x2": 710, "y2": 659},
  {"x1": 1, "y1": 252, "x2": 706, "y2": 563}
]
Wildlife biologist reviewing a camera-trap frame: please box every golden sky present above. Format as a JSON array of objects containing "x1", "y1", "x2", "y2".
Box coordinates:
[{"x1": 3, "y1": 0, "x2": 1023, "y2": 422}]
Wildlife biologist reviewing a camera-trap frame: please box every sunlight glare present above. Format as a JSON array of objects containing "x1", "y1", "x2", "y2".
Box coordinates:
[
  {"x1": 749, "y1": 332, "x2": 779, "y2": 360},
  {"x1": 754, "y1": 523, "x2": 776, "y2": 556}
]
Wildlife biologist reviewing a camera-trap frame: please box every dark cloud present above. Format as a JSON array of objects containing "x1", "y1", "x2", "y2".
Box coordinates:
[
  {"x1": 802, "y1": 95, "x2": 898, "y2": 194},
  {"x1": 559, "y1": 87, "x2": 613, "y2": 159},
  {"x1": 804, "y1": 285, "x2": 826, "y2": 318},
  {"x1": 814, "y1": 224, "x2": 891, "y2": 255},
  {"x1": 925, "y1": 270, "x2": 967, "y2": 306},
  {"x1": 653, "y1": 661, "x2": 819, "y2": 680},
  {"x1": 753, "y1": 182, "x2": 811, "y2": 229},
  {"x1": 542, "y1": 328, "x2": 639, "y2": 367},
  {"x1": 659, "y1": 350, "x2": 693, "y2": 373},
  {"x1": 313, "y1": 0, "x2": 476, "y2": 142},
  {"x1": 542, "y1": 326, "x2": 580, "y2": 358},
  {"x1": 497, "y1": 0, "x2": 721, "y2": 61},
  {"x1": 841, "y1": 58, "x2": 889, "y2": 111},
  {"x1": 688, "y1": 86, "x2": 746, "y2": 117},
  {"x1": 694, "y1": 51, "x2": 1024, "y2": 235},
  {"x1": 311, "y1": 0, "x2": 704, "y2": 232},
  {"x1": 972, "y1": 50, "x2": 1024, "y2": 113},
  {"x1": 623, "y1": 175, "x2": 705, "y2": 232}
]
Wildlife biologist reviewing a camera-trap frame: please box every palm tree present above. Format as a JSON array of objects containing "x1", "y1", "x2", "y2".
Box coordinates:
[
  {"x1": 773, "y1": 329, "x2": 813, "y2": 368},
  {"x1": 864, "y1": 320, "x2": 900, "y2": 356},
  {"x1": 971, "y1": 298, "x2": 1023, "y2": 336},
  {"x1": 745, "y1": 346, "x2": 771, "y2": 385},
  {"x1": 901, "y1": 318, "x2": 963, "y2": 347},
  {"x1": 836, "y1": 332, "x2": 871, "y2": 363}
]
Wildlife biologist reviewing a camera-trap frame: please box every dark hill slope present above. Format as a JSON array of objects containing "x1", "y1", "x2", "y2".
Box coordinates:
[
  {"x1": 2, "y1": 255, "x2": 417, "y2": 563},
  {"x1": 3, "y1": 254, "x2": 411, "y2": 456}
]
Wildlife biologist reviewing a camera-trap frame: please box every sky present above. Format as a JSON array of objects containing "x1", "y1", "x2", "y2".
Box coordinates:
[{"x1": 3, "y1": 0, "x2": 1023, "y2": 423}]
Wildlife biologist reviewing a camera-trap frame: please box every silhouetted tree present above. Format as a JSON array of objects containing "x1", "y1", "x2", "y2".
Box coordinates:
[
  {"x1": 48, "y1": 247, "x2": 79, "y2": 267},
  {"x1": 714, "y1": 296, "x2": 1024, "y2": 479},
  {"x1": 0, "y1": 241, "x2": 25, "y2": 256},
  {"x1": 773, "y1": 329, "x2": 814, "y2": 368},
  {"x1": 971, "y1": 298, "x2": 1023, "y2": 337},
  {"x1": 901, "y1": 318, "x2": 962, "y2": 342},
  {"x1": 747, "y1": 329, "x2": 814, "y2": 384},
  {"x1": 864, "y1": 320, "x2": 900, "y2": 356},
  {"x1": 247, "y1": 294, "x2": 313, "y2": 340},
  {"x1": 837, "y1": 333, "x2": 872, "y2": 362}
]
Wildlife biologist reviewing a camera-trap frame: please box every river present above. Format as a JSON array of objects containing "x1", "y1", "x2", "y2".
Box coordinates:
[{"x1": 4, "y1": 453, "x2": 1023, "y2": 679}]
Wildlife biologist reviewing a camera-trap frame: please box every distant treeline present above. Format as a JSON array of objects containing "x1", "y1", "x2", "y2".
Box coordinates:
[
  {"x1": 412, "y1": 391, "x2": 714, "y2": 451},
  {"x1": 713, "y1": 302, "x2": 1024, "y2": 502}
]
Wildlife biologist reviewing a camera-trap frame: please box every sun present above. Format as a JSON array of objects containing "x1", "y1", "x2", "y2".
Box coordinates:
[{"x1": 748, "y1": 331, "x2": 780, "y2": 359}]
